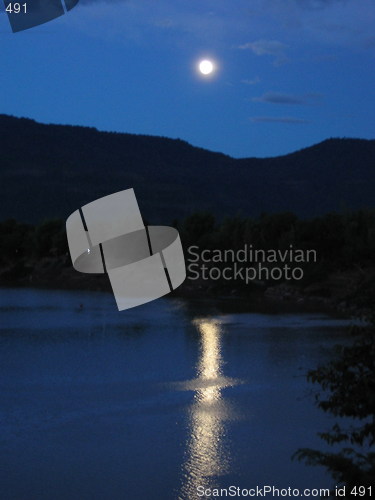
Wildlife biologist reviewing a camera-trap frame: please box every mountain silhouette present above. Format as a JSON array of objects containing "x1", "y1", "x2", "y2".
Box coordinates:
[{"x1": 0, "y1": 114, "x2": 374, "y2": 223}]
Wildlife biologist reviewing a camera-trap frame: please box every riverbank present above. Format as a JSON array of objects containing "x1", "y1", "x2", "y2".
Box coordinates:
[{"x1": 1, "y1": 254, "x2": 374, "y2": 317}]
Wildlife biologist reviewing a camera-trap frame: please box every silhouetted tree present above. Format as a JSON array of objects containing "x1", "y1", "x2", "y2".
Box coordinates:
[
  {"x1": 294, "y1": 314, "x2": 375, "y2": 492},
  {"x1": 0, "y1": 219, "x2": 32, "y2": 263},
  {"x1": 33, "y1": 219, "x2": 67, "y2": 258},
  {"x1": 181, "y1": 212, "x2": 215, "y2": 246}
]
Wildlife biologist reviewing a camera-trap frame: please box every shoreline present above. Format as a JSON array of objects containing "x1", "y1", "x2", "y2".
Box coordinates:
[{"x1": 1, "y1": 256, "x2": 373, "y2": 318}]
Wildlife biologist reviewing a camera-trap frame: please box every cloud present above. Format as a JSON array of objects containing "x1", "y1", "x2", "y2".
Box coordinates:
[
  {"x1": 252, "y1": 91, "x2": 323, "y2": 105},
  {"x1": 234, "y1": 1, "x2": 375, "y2": 53},
  {"x1": 239, "y1": 39, "x2": 287, "y2": 55},
  {"x1": 74, "y1": 0, "x2": 231, "y2": 45},
  {"x1": 250, "y1": 116, "x2": 311, "y2": 124},
  {"x1": 238, "y1": 39, "x2": 289, "y2": 65},
  {"x1": 69, "y1": 0, "x2": 375, "y2": 54},
  {"x1": 241, "y1": 77, "x2": 261, "y2": 85}
]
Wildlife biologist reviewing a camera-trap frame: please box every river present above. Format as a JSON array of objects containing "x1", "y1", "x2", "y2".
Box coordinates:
[{"x1": 0, "y1": 288, "x2": 355, "y2": 500}]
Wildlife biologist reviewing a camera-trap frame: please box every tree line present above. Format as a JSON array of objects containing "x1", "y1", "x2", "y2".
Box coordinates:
[{"x1": 1, "y1": 209, "x2": 375, "y2": 272}]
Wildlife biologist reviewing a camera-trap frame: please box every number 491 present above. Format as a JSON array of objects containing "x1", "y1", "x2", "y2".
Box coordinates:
[
  {"x1": 6, "y1": 3, "x2": 27, "y2": 14},
  {"x1": 351, "y1": 486, "x2": 372, "y2": 496}
]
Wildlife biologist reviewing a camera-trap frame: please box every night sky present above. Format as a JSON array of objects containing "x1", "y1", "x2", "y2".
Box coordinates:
[{"x1": 0, "y1": 0, "x2": 374, "y2": 158}]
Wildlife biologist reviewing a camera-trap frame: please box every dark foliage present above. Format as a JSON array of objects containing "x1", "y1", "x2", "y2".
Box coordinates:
[
  {"x1": 293, "y1": 316, "x2": 375, "y2": 491},
  {"x1": 178, "y1": 209, "x2": 375, "y2": 290},
  {"x1": 2, "y1": 209, "x2": 374, "y2": 294},
  {"x1": 0, "y1": 218, "x2": 68, "y2": 265}
]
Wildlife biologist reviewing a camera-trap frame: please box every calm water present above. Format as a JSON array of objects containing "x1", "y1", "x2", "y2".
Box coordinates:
[{"x1": 0, "y1": 288, "x2": 354, "y2": 500}]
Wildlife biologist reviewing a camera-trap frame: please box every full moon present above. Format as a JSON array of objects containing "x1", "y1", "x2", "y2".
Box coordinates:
[{"x1": 198, "y1": 59, "x2": 214, "y2": 75}]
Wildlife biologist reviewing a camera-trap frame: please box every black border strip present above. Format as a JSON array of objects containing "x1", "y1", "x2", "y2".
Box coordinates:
[
  {"x1": 145, "y1": 226, "x2": 153, "y2": 256},
  {"x1": 79, "y1": 208, "x2": 88, "y2": 231},
  {"x1": 164, "y1": 267, "x2": 173, "y2": 292},
  {"x1": 99, "y1": 243, "x2": 107, "y2": 274}
]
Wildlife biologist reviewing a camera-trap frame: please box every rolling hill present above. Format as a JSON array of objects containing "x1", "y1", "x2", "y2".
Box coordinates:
[{"x1": 0, "y1": 114, "x2": 374, "y2": 224}]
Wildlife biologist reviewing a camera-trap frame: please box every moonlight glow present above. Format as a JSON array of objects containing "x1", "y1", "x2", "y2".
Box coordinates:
[{"x1": 198, "y1": 59, "x2": 214, "y2": 75}]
